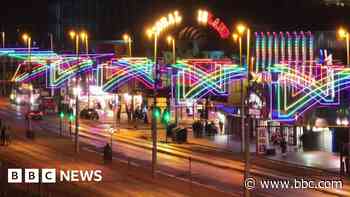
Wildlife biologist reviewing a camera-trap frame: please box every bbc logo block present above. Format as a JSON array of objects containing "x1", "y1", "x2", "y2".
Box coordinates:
[
  {"x1": 8, "y1": 169, "x2": 22, "y2": 183},
  {"x1": 8, "y1": 168, "x2": 56, "y2": 183},
  {"x1": 25, "y1": 169, "x2": 39, "y2": 183},
  {"x1": 42, "y1": 169, "x2": 56, "y2": 183}
]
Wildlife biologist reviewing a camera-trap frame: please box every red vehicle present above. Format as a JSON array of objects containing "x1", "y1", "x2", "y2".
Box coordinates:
[
  {"x1": 26, "y1": 110, "x2": 43, "y2": 120},
  {"x1": 39, "y1": 97, "x2": 56, "y2": 112}
]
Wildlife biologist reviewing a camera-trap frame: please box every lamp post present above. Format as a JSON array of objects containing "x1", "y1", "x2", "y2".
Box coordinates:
[
  {"x1": 48, "y1": 33, "x2": 55, "y2": 97},
  {"x1": 1, "y1": 32, "x2": 4, "y2": 48},
  {"x1": 80, "y1": 32, "x2": 90, "y2": 109},
  {"x1": 59, "y1": 112, "x2": 64, "y2": 136},
  {"x1": 146, "y1": 10, "x2": 182, "y2": 178},
  {"x1": 123, "y1": 34, "x2": 132, "y2": 57},
  {"x1": 69, "y1": 113, "x2": 74, "y2": 136},
  {"x1": 167, "y1": 35, "x2": 178, "y2": 124},
  {"x1": 236, "y1": 24, "x2": 245, "y2": 154},
  {"x1": 236, "y1": 23, "x2": 251, "y2": 197},
  {"x1": 69, "y1": 30, "x2": 81, "y2": 153},
  {"x1": 338, "y1": 28, "x2": 349, "y2": 66},
  {"x1": 123, "y1": 34, "x2": 135, "y2": 126},
  {"x1": 22, "y1": 33, "x2": 33, "y2": 138},
  {"x1": 146, "y1": 28, "x2": 159, "y2": 177}
]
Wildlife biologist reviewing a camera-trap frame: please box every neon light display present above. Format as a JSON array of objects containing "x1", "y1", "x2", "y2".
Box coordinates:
[
  {"x1": 197, "y1": 9, "x2": 230, "y2": 39},
  {"x1": 255, "y1": 31, "x2": 314, "y2": 72},
  {"x1": 274, "y1": 32, "x2": 279, "y2": 65},
  {"x1": 280, "y1": 32, "x2": 285, "y2": 63},
  {"x1": 6, "y1": 29, "x2": 350, "y2": 124},
  {"x1": 172, "y1": 59, "x2": 245, "y2": 100},
  {"x1": 294, "y1": 32, "x2": 299, "y2": 65},
  {"x1": 255, "y1": 32, "x2": 260, "y2": 72},
  {"x1": 268, "y1": 32, "x2": 273, "y2": 67},
  {"x1": 261, "y1": 32, "x2": 266, "y2": 70},
  {"x1": 268, "y1": 63, "x2": 350, "y2": 121},
  {"x1": 102, "y1": 57, "x2": 155, "y2": 92},
  {"x1": 9, "y1": 48, "x2": 113, "y2": 88}
]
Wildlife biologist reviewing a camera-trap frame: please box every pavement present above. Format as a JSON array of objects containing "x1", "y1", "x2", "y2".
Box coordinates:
[
  {"x1": 114, "y1": 124, "x2": 341, "y2": 173},
  {"x1": 0, "y1": 97, "x2": 348, "y2": 196},
  {"x1": 96, "y1": 110, "x2": 342, "y2": 174}
]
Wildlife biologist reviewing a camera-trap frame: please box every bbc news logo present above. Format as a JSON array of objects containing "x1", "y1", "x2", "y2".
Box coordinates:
[{"x1": 8, "y1": 169, "x2": 103, "y2": 183}]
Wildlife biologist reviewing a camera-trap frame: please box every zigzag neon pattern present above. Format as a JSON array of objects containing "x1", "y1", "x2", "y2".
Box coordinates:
[
  {"x1": 269, "y1": 63, "x2": 350, "y2": 121},
  {"x1": 102, "y1": 57, "x2": 155, "y2": 92},
  {"x1": 48, "y1": 56, "x2": 94, "y2": 88},
  {"x1": 8, "y1": 48, "x2": 113, "y2": 88},
  {"x1": 173, "y1": 59, "x2": 246, "y2": 100}
]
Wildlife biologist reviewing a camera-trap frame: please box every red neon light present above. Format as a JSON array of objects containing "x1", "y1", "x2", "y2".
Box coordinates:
[{"x1": 207, "y1": 12, "x2": 230, "y2": 39}]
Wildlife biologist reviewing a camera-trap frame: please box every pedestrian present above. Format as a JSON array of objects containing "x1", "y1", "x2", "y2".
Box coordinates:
[
  {"x1": 5, "y1": 126, "x2": 11, "y2": 145},
  {"x1": 103, "y1": 143, "x2": 112, "y2": 163},
  {"x1": 280, "y1": 138, "x2": 287, "y2": 157},
  {"x1": 117, "y1": 105, "x2": 121, "y2": 122},
  {"x1": 219, "y1": 120, "x2": 224, "y2": 134},
  {"x1": 345, "y1": 157, "x2": 350, "y2": 175},
  {"x1": 204, "y1": 121, "x2": 209, "y2": 136},
  {"x1": 143, "y1": 106, "x2": 148, "y2": 124},
  {"x1": 1, "y1": 125, "x2": 6, "y2": 146}
]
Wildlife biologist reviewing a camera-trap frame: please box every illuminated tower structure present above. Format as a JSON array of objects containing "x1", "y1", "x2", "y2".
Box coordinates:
[{"x1": 254, "y1": 31, "x2": 315, "y2": 72}]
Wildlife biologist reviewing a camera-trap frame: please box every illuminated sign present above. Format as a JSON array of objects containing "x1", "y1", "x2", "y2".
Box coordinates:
[
  {"x1": 150, "y1": 11, "x2": 182, "y2": 34},
  {"x1": 198, "y1": 9, "x2": 230, "y2": 39}
]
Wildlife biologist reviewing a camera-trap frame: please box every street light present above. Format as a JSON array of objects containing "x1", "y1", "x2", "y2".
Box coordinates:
[
  {"x1": 79, "y1": 31, "x2": 91, "y2": 108},
  {"x1": 166, "y1": 35, "x2": 178, "y2": 125},
  {"x1": 237, "y1": 24, "x2": 246, "y2": 35},
  {"x1": 123, "y1": 33, "x2": 135, "y2": 126},
  {"x1": 338, "y1": 27, "x2": 349, "y2": 66},
  {"x1": 123, "y1": 33, "x2": 132, "y2": 57},
  {"x1": 146, "y1": 10, "x2": 182, "y2": 177},
  {"x1": 146, "y1": 27, "x2": 159, "y2": 178},
  {"x1": 166, "y1": 35, "x2": 176, "y2": 64},
  {"x1": 80, "y1": 32, "x2": 88, "y2": 54},
  {"x1": 69, "y1": 30, "x2": 80, "y2": 153},
  {"x1": 235, "y1": 23, "x2": 251, "y2": 197},
  {"x1": 68, "y1": 30, "x2": 88, "y2": 153},
  {"x1": 22, "y1": 33, "x2": 33, "y2": 138},
  {"x1": 232, "y1": 33, "x2": 239, "y2": 42}
]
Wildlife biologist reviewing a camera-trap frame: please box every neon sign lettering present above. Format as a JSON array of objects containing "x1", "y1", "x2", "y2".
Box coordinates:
[{"x1": 198, "y1": 10, "x2": 230, "y2": 39}]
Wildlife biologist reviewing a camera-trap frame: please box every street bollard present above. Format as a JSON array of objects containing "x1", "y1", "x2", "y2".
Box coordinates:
[{"x1": 103, "y1": 144, "x2": 112, "y2": 163}]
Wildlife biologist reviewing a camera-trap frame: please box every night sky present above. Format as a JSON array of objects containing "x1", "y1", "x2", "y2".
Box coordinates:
[{"x1": 1, "y1": 0, "x2": 349, "y2": 27}]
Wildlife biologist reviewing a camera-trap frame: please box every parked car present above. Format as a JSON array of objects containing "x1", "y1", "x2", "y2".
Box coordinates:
[
  {"x1": 80, "y1": 108, "x2": 99, "y2": 120},
  {"x1": 26, "y1": 110, "x2": 43, "y2": 120}
]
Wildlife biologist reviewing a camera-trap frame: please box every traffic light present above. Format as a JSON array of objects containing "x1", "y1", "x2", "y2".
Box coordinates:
[
  {"x1": 162, "y1": 109, "x2": 171, "y2": 125},
  {"x1": 59, "y1": 112, "x2": 64, "y2": 119},
  {"x1": 69, "y1": 114, "x2": 75, "y2": 122},
  {"x1": 153, "y1": 106, "x2": 161, "y2": 119}
]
